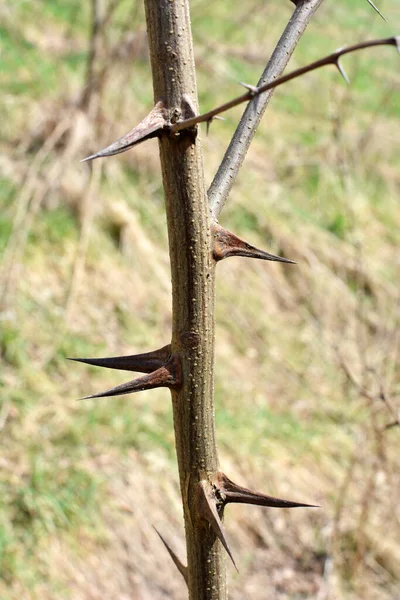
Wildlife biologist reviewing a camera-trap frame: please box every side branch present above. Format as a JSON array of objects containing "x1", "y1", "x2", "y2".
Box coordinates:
[{"x1": 172, "y1": 37, "x2": 399, "y2": 135}]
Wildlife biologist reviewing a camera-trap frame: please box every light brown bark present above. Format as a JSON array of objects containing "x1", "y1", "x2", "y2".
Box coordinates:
[{"x1": 143, "y1": 1, "x2": 225, "y2": 598}]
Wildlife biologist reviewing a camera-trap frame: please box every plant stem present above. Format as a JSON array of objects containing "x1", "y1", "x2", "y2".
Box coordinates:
[{"x1": 144, "y1": 1, "x2": 225, "y2": 598}]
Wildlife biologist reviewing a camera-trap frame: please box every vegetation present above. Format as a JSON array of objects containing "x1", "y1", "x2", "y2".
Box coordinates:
[{"x1": 0, "y1": 0, "x2": 399, "y2": 598}]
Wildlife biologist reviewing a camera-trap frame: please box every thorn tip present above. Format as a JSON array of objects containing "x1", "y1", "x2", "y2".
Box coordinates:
[
  {"x1": 239, "y1": 81, "x2": 259, "y2": 96},
  {"x1": 212, "y1": 223, "x2": 295, "y2": 264},
  {"x1": 80, "y1": 102, "x2": 167, "y2": 162},
  {"x1": 153, "y1": 527, "x2": 188, "y2": 583},
  {"x1": 365, "y1": 0, "x2": 387, "y2": 22},
  {"x1": 77, "y1": 354, "x2": 181, "y2": 399},
  {"x1": 335, "y1": 59, "x2": 350, "y2": 85},
  {"x1": 68, "y1": 345, "x2": 171, "y2": 374},
  {"x1": 215, "y1": 472, "x2": 319, "y2": 510}
]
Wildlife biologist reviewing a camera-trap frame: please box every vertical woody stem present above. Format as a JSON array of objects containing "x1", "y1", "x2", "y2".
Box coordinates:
[{"x1": 144, "y1": 1, "x2": 225, "y2": 598}]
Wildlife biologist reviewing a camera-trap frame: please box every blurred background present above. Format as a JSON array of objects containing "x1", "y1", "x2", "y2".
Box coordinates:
[{"x1": 0, "y1": 0, "x2": 399, "y2": 598}]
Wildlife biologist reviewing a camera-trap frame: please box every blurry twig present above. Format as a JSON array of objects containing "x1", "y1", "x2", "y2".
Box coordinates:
[
  {"x1": 80, "y1": 0, "x2": 103, "y2": 117},
  {"x1": 335, "y1": 347, "x2": 400, "y2": 430}
]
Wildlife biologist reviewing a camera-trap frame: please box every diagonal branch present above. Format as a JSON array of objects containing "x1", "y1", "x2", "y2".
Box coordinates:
[
  {"x1": 167, "y1": 34, "x2": 397, "y2": 217},
  {"x1": 207, "y1": 0, "x2": 324, "y2": 218},
  {"x1": 173, "y1": 37, "x2": 399, "y2": 136}
]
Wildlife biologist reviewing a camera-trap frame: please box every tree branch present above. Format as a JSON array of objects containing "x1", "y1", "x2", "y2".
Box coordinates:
[
  {"x1": 208, "y1": 0, "x2": 324, "y2": 218},
  {"x1": 171, "y1": 36, "x2": 398, "y2": 134},
  {"x1": 81, "y1": 38, "x2": 398, "y2": 167}
]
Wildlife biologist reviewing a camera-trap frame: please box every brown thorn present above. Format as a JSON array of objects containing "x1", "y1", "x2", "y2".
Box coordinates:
[
  {"x1": 79, "y1": 354, "x2": 181, "y2": 399},
  {"x1": 153, "y1": 527, "x2": 188, "y2": 584},
  {"x1": 80, "y1": 101, "x2": 167, "y2": 162},
  {"x1": 335, "y1": 58, "x2": 350, "y2": 85},
  {"x1": 365, "y1": 0, "x2": 387, "y2": 22},
  {"x1": 68, "y1": 344, "x2": 171, "y2": 374},
  {"x1": 197, "y1": 480, "x2": 238, "y2": 571},
  {"x1": 215, "y1": 472, "x2": 319, "y2": 509},
  {"x1": 212, "y1": 223, "x2": 295, "y2": 264}
]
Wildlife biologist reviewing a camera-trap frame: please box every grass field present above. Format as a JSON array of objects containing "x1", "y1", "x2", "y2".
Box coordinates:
[{"x1": 0, "y1": 0, "x2": 399, "y2": 598}]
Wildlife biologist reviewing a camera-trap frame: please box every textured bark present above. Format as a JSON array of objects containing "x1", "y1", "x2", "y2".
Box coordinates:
[{"x1": 143, "y1": 1, "x2": 225, "y2": 598}]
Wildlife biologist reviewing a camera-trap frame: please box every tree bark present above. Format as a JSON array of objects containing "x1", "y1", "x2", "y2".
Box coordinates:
[{"x1": 143, "y1": 1, "x2": 225, "y2": 598}]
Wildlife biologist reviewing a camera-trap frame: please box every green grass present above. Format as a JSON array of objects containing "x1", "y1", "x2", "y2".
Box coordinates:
[
  {"x1": 0, "y1": 456, "x2": 101, "y2": 584},
  {"x1": 29, "y1": 206, "x2": 78, "y2": 246}
]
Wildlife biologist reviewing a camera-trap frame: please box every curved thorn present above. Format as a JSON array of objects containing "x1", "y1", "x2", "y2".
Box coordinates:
[
  {"x1": 79, "y1": 355, "x2": 181, "y2": 399},
  {"x1": 365, "y1": 0, "x2": 387, "y2": 22},
  {"x1": 212, "y1": 223, "x2": 295, "y2": 264},
  {"x1": 80, "y1": 101, "x2": 167, "y2": 162},
  {"x1": 153, "y1": 527, "x2": 188, "y2": 584},
  {"x1": 197, "y1": 481, "x2": 238, "y2": 571},
  {"x1": 68, "y1": 344, "x2": 171, "y2": 374},
  {"x1": 215, "y1": 472, "x2": 319, "y2": 509},
  {"x1": 335, "y1": 59, "x2": 350, "y2": 85}
]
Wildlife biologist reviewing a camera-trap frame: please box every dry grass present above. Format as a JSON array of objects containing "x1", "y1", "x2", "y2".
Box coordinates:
[{"x1": 0, "y1": 0, "x2": 399, "y2": 598}]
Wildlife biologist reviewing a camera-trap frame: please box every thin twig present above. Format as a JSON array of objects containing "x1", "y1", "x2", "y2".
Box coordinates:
[
  {"x1": 335, "y1": 347, "x2": 400, "y2": 430},
  {"x1": 208, "y1": 0, "x2": 325, "y2": 218},
  {"x1": 172, "y1": 37, "x2": 399, "y2": 137}
]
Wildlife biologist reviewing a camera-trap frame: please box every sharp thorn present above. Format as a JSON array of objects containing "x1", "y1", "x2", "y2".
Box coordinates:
[
  {"x1": 197, "y1": 481, "x2": 238, "y2": 571},
  {"x1": 212, "y1": 223, "x2": 295, "y2": 264},
  {"x1": 365, "y1": 0, "x2": 387, "y2": 22},
  {"x1": 206, "y1": 115, "x2": 225, "y2": 136},
  {"x1": 78, "y1": 355, "x2": 181, "y2": 399},
  {"x1": 68, "y1": 344, "x2": 171, "y2": 374},
  {"x1": 239, "y1": 81, "x2": 259, "y2": 96},
  {"x1": 153, "y1": 527, "x2": 188, "y2": 584},
  {"x1": 215, "y1": 472, "x2": 319, "y2": 509},
  {"x1": 335, "y1": 59, "x2": 350, "y2": 85},
  {"x1": 394, "y1": 36, "x2": 400, "y2": 55},
  {"x1": 80, "y1": 101, "x2": 167, "y2": 162}
]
